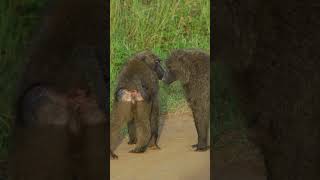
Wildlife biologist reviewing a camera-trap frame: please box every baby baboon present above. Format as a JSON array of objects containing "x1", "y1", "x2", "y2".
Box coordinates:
[
  {"x1": 110, "y1": 51, "x2": 164, "y2": 159},
  {"x1": 163, "y1": 49, "x2": 210, "y2": 151},
  {"x1": 9, "y1": 0, "x2": 108, "y2": 179}
]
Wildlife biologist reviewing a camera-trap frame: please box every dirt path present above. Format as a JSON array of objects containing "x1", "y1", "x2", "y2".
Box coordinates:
[
  {"x1": 110, "y1": 106, "x2": 267, "y2": 180},
  {"x1": 1, "y1": 107, "x2": 266, "y2": 180},
  {"x1": 110, "y1": 107, "x2": 210, "y2": 180}
]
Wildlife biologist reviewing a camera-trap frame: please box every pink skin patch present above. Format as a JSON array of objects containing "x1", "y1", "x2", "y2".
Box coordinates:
[
  {"x1": 131, "y1": 90, "x2": 144, "y2": 101},
  {"x1": 120, "y1": 89, "x2": 144, "y2": 103},
  {"x1": 120, "y1": 89, "x2": 133, "y2": 102}
]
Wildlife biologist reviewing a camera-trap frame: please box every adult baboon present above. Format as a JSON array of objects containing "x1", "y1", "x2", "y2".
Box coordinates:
[
  {"x1": 9, "y1": 0, "x2": 108, "y2": 179},
  {"x1": 162, "y1": 49, "x2": 210, "y2": 151},
  {"x1": 110, "y1": 51, "x2": 164, "y2": 159},
  {"x1": 126, "y1": 51, "x2": 165, "y2": 147}
]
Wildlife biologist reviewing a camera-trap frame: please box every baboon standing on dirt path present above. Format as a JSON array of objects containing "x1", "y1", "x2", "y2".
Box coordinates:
[
  {"x1": 110, "y1": 51, "x2": 164, "y2": 159},
  {"x1": 163, "y1": 49, "x2": 210, "y2": 151}
]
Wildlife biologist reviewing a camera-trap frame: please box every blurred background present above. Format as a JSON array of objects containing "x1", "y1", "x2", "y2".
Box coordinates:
[
  {"x1": 0, "y1": 0, "x2": 251, "y2": 170},
  {"x1": 0, "y1": 0, "x2": 48, "y2": 160}
]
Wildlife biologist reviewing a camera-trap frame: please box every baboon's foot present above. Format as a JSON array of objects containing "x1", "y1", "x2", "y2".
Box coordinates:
[
  {"x1": 148, "y1": 143, "x2": 161, "y2": 150},
  {"x1": 194, "y1": 144, "x2": 210, "y2": 152},
  {"x1": 128, "y1": 138, "x2": 137, "y2": 145},
  {"x1": 129, "y1": 146, "x2": 147, "y2": 153},
  {"x1": 110, "y1": 152, "x2": 118, "y2": 159},
  {"x1": 191, "y1": 144, "x2": 198, "y2": 148}
]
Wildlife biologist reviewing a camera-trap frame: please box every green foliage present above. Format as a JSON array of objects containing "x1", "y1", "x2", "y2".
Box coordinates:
[
  {"x1": 110, "y1": 0, "x2": 210, "y2": 111},
  {"x1": 0, "y1": 0, "x2": 210, "y2": 156},
  {"x1": 0, "y1": 0, "x2": 46, "y2": 157}
]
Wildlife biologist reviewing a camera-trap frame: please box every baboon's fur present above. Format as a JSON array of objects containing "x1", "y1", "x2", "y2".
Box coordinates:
[
  {"x1": 163, "y1": 49, "x2": 210, "y2": 151},
  {"x1": 110, "y1": 51, "x2": 164, "y2": 159},
  {"x1": 126, "y1": 51, "x2": 164, "y2": 147},
  {"x1": 9, "y1": 0, "x2": 108, "y2": 179}
]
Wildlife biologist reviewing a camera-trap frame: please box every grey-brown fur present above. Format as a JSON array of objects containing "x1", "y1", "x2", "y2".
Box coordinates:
[
  {"x1": 9, "y1": 0, "x2": 108, "y2": 179},
  {"x1": 163, "y1": 48, "x2": 210, "y2": 151},
  {"x1": 110, "y1": 51, "x2": 164, "y2": 159},
  {"x1": 126, "y1": 51, "x2": 164, "y2": 147}
]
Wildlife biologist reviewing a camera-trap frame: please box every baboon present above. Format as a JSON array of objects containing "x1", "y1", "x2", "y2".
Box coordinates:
[
  {"x1": 110, "y1": 51, "x2": 164, "y2": 159},
  {"x1": 215, "y1": 0, "x2": 320, "y2": 179},
  {"x1": 126, "y1": 52, "x2": 164, "y2": 146},
  {"x1": 9, "y1": 0, "x2": 108, "y2": 179},
  {"x1": 162, "y1": 49, "x2": 210, "y2": 151}
]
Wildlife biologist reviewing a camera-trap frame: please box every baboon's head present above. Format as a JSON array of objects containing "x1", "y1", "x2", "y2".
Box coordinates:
[
  {"x1": 135, "y1": 50, "x2": 165, "y2": 80},
  {"x1": 163, "y1": 50, "x2": 190, "y2": 85}
]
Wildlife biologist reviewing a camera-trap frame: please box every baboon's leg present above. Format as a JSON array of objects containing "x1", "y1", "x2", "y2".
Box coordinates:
[
  {"x1": 192, "y1": 105, "x2": 209, "y2": 151},
  {"x1": 191, "y1": 108, "x2": 200, "y2": 148},
  {"x1": 9, "y1": 86, "x2": 72, "y2": 180},
  {"x1": 129, "y1": 102, "x2": 151, "y2": 153},
  {"x1": 110, "y1": 151, "x2": 118, "y2": 159},
  {"x1": 148, "y1": 96, "x2": 160, "y2": 149},
  {"x1": 127, "y1": 119, "x2": 137, "y2": 144},
  {"x1": 207, "y1": 117, "x2": 211, "y2": 146},
  {"x1": 78, "y1": 99, "x2": 108, "y2": 179},
  {"x1": 110, "y1": 102, "x2": 133, "y2": 153}
]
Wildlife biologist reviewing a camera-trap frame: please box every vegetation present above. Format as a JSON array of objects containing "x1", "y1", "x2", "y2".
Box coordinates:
[
  {"x1": 0, "y1": 0, "x2": 47, "y2": 158},
  {"x1": 110, "y1": 0, "x2": 210, "y2": 111},
  {"x1": 0, "y1": 0, "x2": 210, "y2": 157}
]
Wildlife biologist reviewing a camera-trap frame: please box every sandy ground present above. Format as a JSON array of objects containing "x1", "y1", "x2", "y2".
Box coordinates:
[
  {"x1": 110, "y1": 108, "x2": 210, "y2": 180},
  {"x1": 110, "y1": 106, "x2": 267, "y2": 180},
  {"x1": 0, "y1": 108, "x2": 266, "y2": 180}
]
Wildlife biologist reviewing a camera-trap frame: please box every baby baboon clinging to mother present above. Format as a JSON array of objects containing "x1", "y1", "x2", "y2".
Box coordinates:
[
  {"x1": 163, "y1": 49, "x2": 210, "y2": 151},
  {"x1": 110, "y1": 51, "x2": 164, "y2": 159}
]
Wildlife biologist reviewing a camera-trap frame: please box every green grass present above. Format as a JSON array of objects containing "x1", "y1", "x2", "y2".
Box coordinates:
[
  {"x1": 0, "y1": 0, "x2": 46, "y2": 158},
  {"x1": 110, "y1": 0, "x2": 210, "y2": 111},
  {"x1": 0, "y1": 0, "x2": 210, "y2": 157}
]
